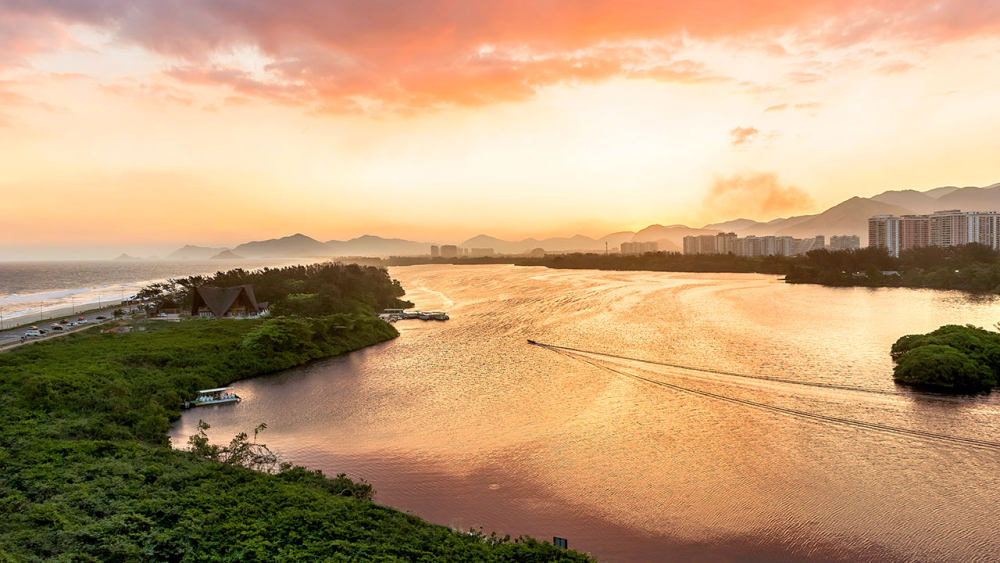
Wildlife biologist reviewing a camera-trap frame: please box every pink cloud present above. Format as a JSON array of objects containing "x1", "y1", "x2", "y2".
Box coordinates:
[{"x1": 2, "y1": 1, "x2": 999, "y2": 112}]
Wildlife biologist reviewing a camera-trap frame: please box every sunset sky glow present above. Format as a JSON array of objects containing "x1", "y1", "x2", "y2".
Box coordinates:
[{"x1": 2, "y1": 1, "x2": 999, "y2": 257}]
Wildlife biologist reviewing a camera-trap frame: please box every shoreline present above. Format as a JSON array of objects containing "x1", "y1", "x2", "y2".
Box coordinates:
[{"x1": 0, "y1": 258, "x2": 311, "y2": 329}]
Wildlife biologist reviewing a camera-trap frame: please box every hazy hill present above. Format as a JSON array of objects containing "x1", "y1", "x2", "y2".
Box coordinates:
[
  {"x1": 233, "y1": 233, "x2": 329, "y2": 258},
  {"x1": 210, "y1": 249, "x2": 244, "y2": 260},
  {"x1": 167, "y1": 245, "x2": 228, "y2": 260},
  {"x1": 933, "y1": 183, "x2": 1000, "y2": 211},
  {"x1": 924, "y1": 186, "x2": 962, "y2": 198},
  {"x1": 703, "y1": 218, "x2": 759, "y2": 232},
  {"x1": 869, "y1": 189, "x2": 941, "y2": 213},
  {"x1": 774, "y1": 197, "x2": 913, "y2": 240},
  {"x1": 326, "y1": 235, "x2": 431, "y2": 257}
]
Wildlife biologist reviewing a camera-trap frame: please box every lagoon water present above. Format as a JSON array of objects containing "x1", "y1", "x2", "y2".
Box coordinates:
[{"x1": 170, "y1": 265, "x2": 1000, "y2": 561}]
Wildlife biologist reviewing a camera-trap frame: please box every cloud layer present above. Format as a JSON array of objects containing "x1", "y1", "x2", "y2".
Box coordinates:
[{"x1": 4, "y1": 0, "x2": 1000, "y2": 113}]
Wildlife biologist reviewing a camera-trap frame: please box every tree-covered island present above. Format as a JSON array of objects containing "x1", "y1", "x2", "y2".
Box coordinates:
[
  {"x1": 890, "y1": 325, "x2": 1000, "y2": 394},
  {"x1": 0, "y1": 263, "x2": 590, "y2": 561}
]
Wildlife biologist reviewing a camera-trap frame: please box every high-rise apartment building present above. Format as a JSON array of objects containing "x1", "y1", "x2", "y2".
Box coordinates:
[
  {"x1": 869, "y1": 210, "x2": 1000, "y2": 256},
  {"x1": 899, "y1": 215, "x2": 930, "y2": 252},
  {"x1": 430, "y1": 245, "x2": 440, "y2": 258},
  {"x1": 440, "y1": 244, "x2": 459, "y2": 258},
  {"x1": 929, "y1": 209, "x2": 968, "y2": 247},
  {"x1": 869, "y1": 215, "x2": 901, "y2": 257},
  {"x1": 620, "y1": 241, "x2": 659, "y2": 255},
  {"x1": 715, "y1": 232, "x2": 738, "y2": 254},
  {"x1": 683, "y1": 233, "x2": 834, "y2": 257},
  {"x1": 682, "y1": 235, "x2": 719, "y2": 255},
  {"x1": 829, "y1": 235, "x2": 860, "y2": 251}
]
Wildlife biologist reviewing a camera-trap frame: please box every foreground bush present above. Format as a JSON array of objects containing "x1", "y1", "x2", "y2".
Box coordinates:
[{"x1": 890, "y1": 325, "x2": 1000, "y2": 393}]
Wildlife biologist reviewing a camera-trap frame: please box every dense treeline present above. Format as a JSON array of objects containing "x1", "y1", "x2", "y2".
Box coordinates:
[
  {"x1": 386, "y1": 253, "x2": 790, "y2": 273},
  {"x1": 786, "y1": 244, "x2": 1000, "y2": 291},
  {"x1": 0, "y1": 271, "x2": 589, "y2": 559},
  {"x1": 388, "y1": 244, "x2": 1000, "y2": 293},
  {"x1": 138, "y1": 262, "x2": 413, "y2": 315},
  {"x1": 890, "y1": 325, "x2": 1000, "y2": 393}
]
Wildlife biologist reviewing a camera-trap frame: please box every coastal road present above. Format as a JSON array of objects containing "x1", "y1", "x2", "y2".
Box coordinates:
[{"x1": 0, "y1": 309, "x2": 120, "y2": 350}]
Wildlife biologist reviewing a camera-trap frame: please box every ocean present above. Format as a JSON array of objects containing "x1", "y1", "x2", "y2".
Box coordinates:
[{"x1": 0, "y1": 259, "x2": 308, "y2": 328}]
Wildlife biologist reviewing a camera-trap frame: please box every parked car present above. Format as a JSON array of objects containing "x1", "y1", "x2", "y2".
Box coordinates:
[
  {"x1": 24, "y1": 329, "x2": 43, "y2": 337},
  {"x1": 77, "y1": 318, "x2": 87, "y2": 324},
  {"x1": 50, "y1": 324, "x2": 65, "y2": 331},
  {"x1": 95, "y1": 315, "x2": 107, "y2": 320}
]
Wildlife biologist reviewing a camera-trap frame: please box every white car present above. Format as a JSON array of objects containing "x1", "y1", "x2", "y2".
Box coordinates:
[
  {"x1": 76, "y1": 319, "x2": 87, "y2": 324},
  {"x1": 24, "y1": 329, "x2": 43, "y2": 337}
]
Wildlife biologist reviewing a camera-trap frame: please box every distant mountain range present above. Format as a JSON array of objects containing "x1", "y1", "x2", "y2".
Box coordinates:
[{"x1": 160, "y1": 182, "x2": 999, "y2": 259}]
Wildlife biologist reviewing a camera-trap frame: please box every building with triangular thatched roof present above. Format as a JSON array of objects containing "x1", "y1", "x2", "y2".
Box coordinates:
[{"x1": 190, "y1": 285, "x2": 266, "y2": 318}]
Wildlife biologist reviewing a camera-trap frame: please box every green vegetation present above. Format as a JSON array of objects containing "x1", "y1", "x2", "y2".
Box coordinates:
[
  {"x1": 389, "y1": 243, "x2": 1000, "y2": 293},
  {"x1": 890, "y1": 325, "x2": 1000, "y2": 393},
  {"x1": 0, "y1": 264, "x2": 590, "y2": 561},
  {"x1": 137, "y1": 262, "x2": 414, "y2": 314},
  {"x1": 786, "y1": 244, "x2": 1000, "y2": 291}
]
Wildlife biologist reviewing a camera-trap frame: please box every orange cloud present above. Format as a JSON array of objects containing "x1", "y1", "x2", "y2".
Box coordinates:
[
  {"x1": 3, "y1": 1, "x2": 1000, "y2": 113},
  {"x1": 704, "y1": 173, "x2": 814, "y2": 220},
  {"x1": 729, "y1": 126, "x2": 760, "y2": 146}
]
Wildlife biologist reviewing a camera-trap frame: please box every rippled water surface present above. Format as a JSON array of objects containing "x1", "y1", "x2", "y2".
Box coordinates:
[{"x1": 170, "y1": 265, "x2": 1000, "y2": 561}]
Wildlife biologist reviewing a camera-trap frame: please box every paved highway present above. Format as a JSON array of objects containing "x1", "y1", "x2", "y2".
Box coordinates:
[{"x1": 0, "y1": 309, "x2": 121, "y2": 350}]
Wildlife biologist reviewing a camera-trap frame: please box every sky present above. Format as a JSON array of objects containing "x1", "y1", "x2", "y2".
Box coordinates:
[{"x1": 1, "y1": 1, "x2": 999, "y2": 258}]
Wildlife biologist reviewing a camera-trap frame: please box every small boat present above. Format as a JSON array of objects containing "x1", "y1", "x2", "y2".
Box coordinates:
[{"x1": 190, "y1": 387, "x2": 241, "y2": 407}]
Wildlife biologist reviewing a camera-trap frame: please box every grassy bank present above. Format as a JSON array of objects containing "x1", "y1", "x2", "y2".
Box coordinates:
[{"x1": 0, "y1": 317, "x2": 589, "y2": 561}]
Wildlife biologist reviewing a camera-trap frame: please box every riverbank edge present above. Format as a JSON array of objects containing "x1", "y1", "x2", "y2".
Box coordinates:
[
  {"x1": 0, "y1": 316, "x2": 591, "y2": 561},
  {"x1": 384, "y1": 255, "x2": 1000, "y2": 295}
]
